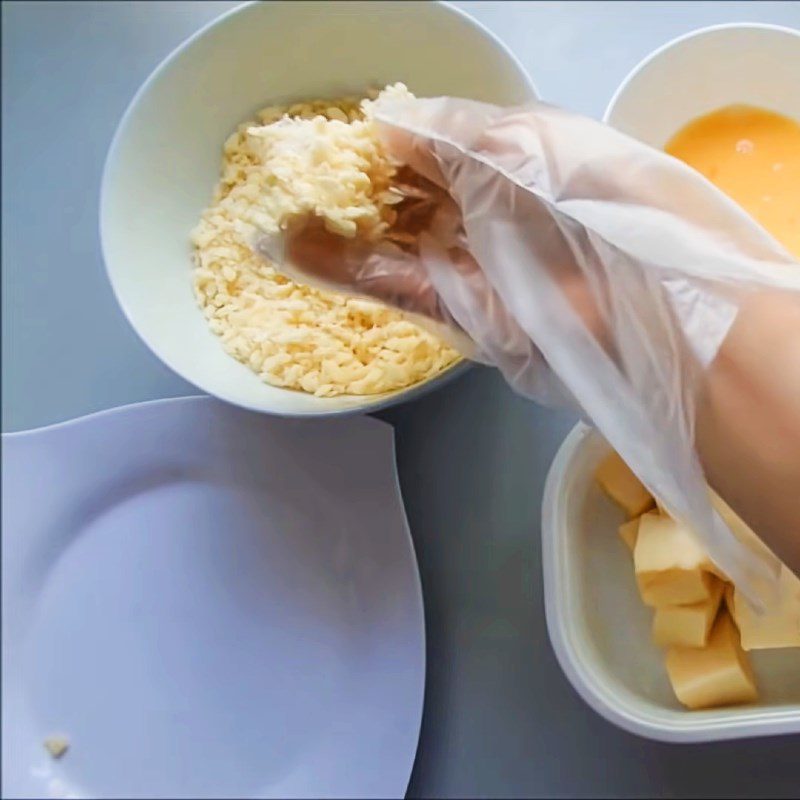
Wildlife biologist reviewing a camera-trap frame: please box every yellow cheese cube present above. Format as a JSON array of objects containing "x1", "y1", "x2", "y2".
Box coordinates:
[
  {"x1": 639, "y1": 569, "x2": 715, "y2": 608},
  {"x1": 618, "y1": 517, "x2": 640, "y2": 553},
  {"x1": 634, "y1": 512, "x2": 715, "y2": 606},
  {"x1": 724, "y1": 583, "x2": 735, "y2": 616},
  {"x1": 665, "y1": 610, "x2": 758, "y2": 709},
  {"x1": 652, "y1": 496, "x2": 731, "y2": 579},
  {"x1": 731, "y1": 567, "x2": 800, "y2": 650},
  {"x1": 652, "y1": 579, "x2": 724, "y2": 648},
  {"x1": 705, "y1": 561, "x2": 729, "y2": 582},
  {"x1": 595, "y1": 452, "x2": 655, "y2": 518}
]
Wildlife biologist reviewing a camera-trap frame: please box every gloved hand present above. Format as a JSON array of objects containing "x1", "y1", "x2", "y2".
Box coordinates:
[{"x1": 258, "y1": 94, "x2": 800, "y2": 606}]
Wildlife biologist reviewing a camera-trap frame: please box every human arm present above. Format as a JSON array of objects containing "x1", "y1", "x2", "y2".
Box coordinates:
[{"x1": 261, "y1": 95, "x2": 800, "y2": 594}]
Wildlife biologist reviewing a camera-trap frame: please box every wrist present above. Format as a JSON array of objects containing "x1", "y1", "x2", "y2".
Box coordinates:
[{"x1": 696, "y1": 290, "x2": 800, "y2": 570}]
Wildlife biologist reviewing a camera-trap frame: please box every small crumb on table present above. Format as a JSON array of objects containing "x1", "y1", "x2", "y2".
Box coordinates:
[{"x1": 44, "y1": 736, "x2": 69, "y2": 759}]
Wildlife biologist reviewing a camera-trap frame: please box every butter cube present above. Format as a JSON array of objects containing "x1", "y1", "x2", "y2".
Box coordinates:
[
  {"x1": 653, "y1": 497, "x2": 731, "y2": 579},
  {"x1": 634, "y1": 512, "x2": 715, "y2": 606},
  {"x1": 639, "y1": 569, "x2": 715, "y2": 608},
  {"x1": 665, "y1": 609, "x2": 758, "y2": 709},
  {"x1": 724, "y1": 583, "x2": 735, "y2": 616},
  {"x1": 595, "y1": 452, "x2": 655, "y2": 518},
  {"x1": 652, "y1": 578, "x2": 724, "y2": 648},
  {"x1": 731, "y1": 567, "x2": 800, "y2": 650},
  {"x1": 618, "y1": 517, "x2": 640, "y2": 553}
]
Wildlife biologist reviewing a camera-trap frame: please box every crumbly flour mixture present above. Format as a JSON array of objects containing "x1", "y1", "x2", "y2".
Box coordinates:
[{"x1": 190, "y1": 84, "x2": 458, "y2": 397}]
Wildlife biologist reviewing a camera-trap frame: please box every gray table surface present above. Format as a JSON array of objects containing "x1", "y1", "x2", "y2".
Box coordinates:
[{"x1": 3, "y1": 1, "x2": 799, "y2": 797}]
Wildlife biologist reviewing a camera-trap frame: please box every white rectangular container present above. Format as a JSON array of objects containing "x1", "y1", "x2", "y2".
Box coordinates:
[{"x1": 542, "y1": 423, "x2": 800, "y2": 742}]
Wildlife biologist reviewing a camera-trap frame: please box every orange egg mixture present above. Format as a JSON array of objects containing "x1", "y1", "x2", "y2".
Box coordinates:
[{"x1": 666, "y1": 105, "x2": 800, "y2": 258}]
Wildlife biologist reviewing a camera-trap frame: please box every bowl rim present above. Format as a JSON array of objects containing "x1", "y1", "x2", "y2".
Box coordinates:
[
  {"x1": 541, "y1": 423, "x2": 800, "y2": 743},
  {"x1": 98, "y1": 0, "x2": 537, "y2": 418},
  {"x1": 603, "y1": 21, "x2": 800, "y2": 125}
]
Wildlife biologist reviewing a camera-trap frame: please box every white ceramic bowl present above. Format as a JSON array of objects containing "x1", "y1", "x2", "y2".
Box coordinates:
[
  {"x1": 100, "y1": 0, "x2": 536, "y2": 417},
  {"x1": 543, "y1": 23, "x2": 800, "y2": 742},
  {"x1": 605, "y1": 22, "x2": 800, "y2": 145},
  {"x1": 543, "y1": 425, "x2": 800, "y2": 743}
]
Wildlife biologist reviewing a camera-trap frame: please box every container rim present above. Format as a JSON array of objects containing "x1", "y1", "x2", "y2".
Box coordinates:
[
  {"x1": 604, "y1": 21, "x2": 800, "y2": 124},
  {"x1": 541, "y1": 422, "x2": 800, "y2": 742}
]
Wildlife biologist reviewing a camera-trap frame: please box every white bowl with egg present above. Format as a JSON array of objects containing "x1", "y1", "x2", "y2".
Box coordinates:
[
  {"x1": 542, "y1": 24, "x2": 800, "y2": 742},
  {"x1": 605, "y1": 22, "x2": 800, "y2": 150},
  {"x1": 100, "y1": 0, "x2": 536, "y2": 416}
]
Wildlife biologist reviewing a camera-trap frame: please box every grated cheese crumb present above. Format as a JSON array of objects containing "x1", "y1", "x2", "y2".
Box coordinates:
[
  {"x1": 190, "y1": 84, "x2": 458, "y2": 397},
  {"x1": 44, "y1": 736, "x2": 69, "y2": 759}
]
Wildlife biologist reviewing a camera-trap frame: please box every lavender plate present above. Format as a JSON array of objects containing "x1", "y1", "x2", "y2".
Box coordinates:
[{"x1": 2, "y1": 397, "x2": 424, "y2": 799}]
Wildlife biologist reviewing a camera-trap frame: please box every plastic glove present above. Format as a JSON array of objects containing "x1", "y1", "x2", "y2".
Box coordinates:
[{"x1": 258, "y1": 95, "x2": 800, "y2": 607}]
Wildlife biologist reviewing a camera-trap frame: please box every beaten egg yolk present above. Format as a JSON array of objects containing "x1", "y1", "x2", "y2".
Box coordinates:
[{"x1": 665, "y1": 105, "x2": 800, "y2": 258}]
